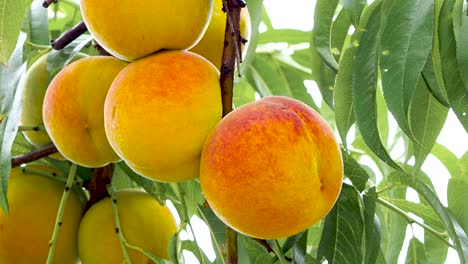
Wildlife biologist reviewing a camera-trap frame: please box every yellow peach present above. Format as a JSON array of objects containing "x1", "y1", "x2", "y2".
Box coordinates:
[
  {"x1": 104, "y1": 50, "x2": 222, "y2": 182},
  {"x1": 80, "y1": 0, "x2": 213, "y2": 61},
  {"x1": 0, "y1": 166, "x2": 85, "y2": 263},
  {"x1": 20, "y1": 53, "x2": 86, "y2": 159},
  {"x1": 43, "y1": 56, "x2": 127, "y2": 168},
  {"x1": 78, "y1": 189, "x2": 177, "y2": 263},
  {"x1": 200, "y1": 96, "x2": 343, "y2": 239},
  {"x1": 190, "y1": 0, "x2": 251, "y2": 69}
]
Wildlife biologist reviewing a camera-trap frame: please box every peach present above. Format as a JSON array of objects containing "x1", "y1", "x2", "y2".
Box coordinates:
[
  {"x1": 0, "y1": 166, "x2": 85, "y2": 263},
  {"x1": 20, "y1": 53, "x2": 86, "y2": 159},
  {"x1": 104, "y1": 50, "x2": 222, "y2": 182},
  {"x1": 80, "y1": 0, "x2": 213, "y2": 61},
  {"x1": 43, "y1": 56, "x2": 127, "y2": 168},
  {"x1": 78, "y1": 189, "x2": 177, "y2": 263},
  {"x1": 200, "y1": 96, "x2": 343, "y2": 239},
  {"x1": 190, "y1": 0, "x2": 251, "y2": 69}
]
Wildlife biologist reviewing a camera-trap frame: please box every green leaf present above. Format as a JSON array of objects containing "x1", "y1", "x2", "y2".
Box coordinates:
[
  {"x1": 240, "y1": 0, "x2": 262, "y2": 75},
  {"x1": 198, "y1": 206, "x2": 227, "y2": 245},
  {"x1": 431, "y1": 143, "x2": 461, "y2": 177},
  {"x1": 0, "y1": 33, "x2": 26, "y2": 214},
  {"x1": 317, "y1": 184, "x2": 363, "y2": 264},
  {"x1": 246, "y1": 53, "x2": 316, "y2": 109},
  {"x1": 341, "y1": 149, "x2": 369, "y2": 192},
  {"x1": 310, "y1": 38, "x2": 336, "y2": 109},
  {"x1": 405, "y1": 238, "x2": 429, "y2": 264},
  {"x1": 116, "y1": 162, "x2": 168, "y2": 205},
  {"x1": 453, "y1": 0, "x2": 468, "y2": 90},
  {"x1": 379, "y1": 0, "x2": 434, "y2": 140},
  {"x1": 391, "y1": 172, "x2": 468, "y2": 263},
  {"x1": 334, "y1": 45, "x2": 356, "y2": 147},
  {"x1": 313, "y1": 0, "x2": 339, "y2": 72},
  {"x1": 169, "y1": 233, "x2": 181, "y2": 264},
  {"x1": 258, "y1": 29, "x2": 311, "y2": 45},
  {"x1": 377, "y1": 175, "x2": 408, "y2": 264},
  {"x1": 439, "y1": 0, "x2": 468, "y2": 132},
  {"x1": 422, "y1": 56, "x2": 450, "y2": 107},
  {"x1": 48, "y1": 0, "x2": 82, "y2": 39},
  {"x1": 383, "y1": 198, "x2": 444, "y2": 231},
  {"x1": 330, "y1": 9, "x2": 351, "y2": 62},
  {"x1": 181, "y1": 240, "x2": 211, "y2": 264},
  {"x1": 233, "y1": 77, "x2": 256, "y2": 107},
  {"x1": 28, "y1": 0, "x2": 49, "y2": 45},
  {"x1": 238, "y1": 235, "x2": 274, "y2": 264},
  {"x1": 363, "y1": 188, "x2": 381, "y2": 264},
  {"x1": 409, "y1": 77, "x2": 448, "y2": 171},
  {"x1": 293, "y1": 230, "x2": 308, "y2": 264},
  {"x1": 352, "y1": 2, "x2": 400, "y2": 170},
  {"x1": 0, "y1": 0, "x2": 27, "y2": 65},
  {"x1": 281, "y1": 231, "x2": 306, "y2": 254},
  {"x1": 424, "y1": 228, "x2": 448, "y2": 264},
  {"x1": 448, "y1": 177, "x2": 468, "y2": 234},
  {"x1": 340, "y1": 0, "x2": 366, "y2": 26}
]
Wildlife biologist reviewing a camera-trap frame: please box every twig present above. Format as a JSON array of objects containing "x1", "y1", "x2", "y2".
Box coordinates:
[
  {"x1": 107, "y1": 184, "x2": 133, "y2": 264},
  {"x1": 11, "y1": 143, "x2": 58, "y2": 167},
  {"x1": 42, "y1": 0, "x2": 57, "y2": 8},
  {"x1": 51, "y1": 21, "x2": 87, "y2": 50},
  {"x1": 377, "y1": 197, "x2": 453, "y2": 248},
  {"x1": 92, "y1": 40, "x2": 112, "y2": 56},
  {"x1": 226, "y1": 227, "x2": 238, "y2": 264},
  {"x1": 82, "y1": 163, "x2": 115, "y2": 210},
  {"x1": 46, "y1": 163, "x2": 77, "y2": 264}
]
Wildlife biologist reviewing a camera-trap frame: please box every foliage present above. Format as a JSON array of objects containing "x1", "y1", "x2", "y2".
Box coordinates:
[{"x1": 0, "y1": 0, "x2": 467, "y2": 263}]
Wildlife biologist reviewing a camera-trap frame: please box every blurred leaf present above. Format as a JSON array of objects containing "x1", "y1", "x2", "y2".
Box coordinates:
[
  {"x1": 28, "y1": 0, "x2": 49, "y2": 45},
  {"x1": 409, "y1": 77, "x2": 448, "y2": 171},
  {"x1": 0, "y1": 33, "x2": 27, "y2": 214},
  {"x1": 0, "y1": 0, "x2": 27, "y2": 65},
  {"x1": 240, "y1": 0, "x2": 263, "y2": 75},
  {"x1": 48, "y1": 0, "x2": 82, "y2": 39},
  {"x1": 352, "y1": 2, "x2": 400, "y2": 170},
  {"x1": 340, "y1": 0, "x2": 366, "y2": 26},
  {"x1": 391, "y1": 171, "x2": 468, "y2": 263},
  {"x1": 405, "y1": 238, "x2": 429, "y2": 264},
  {"x1": 439, "y1": 0, "x2": 468, "y2": 132},
  {"x1": 448, "y1": 177, "x2": 468, "y2": 234},
  {"x1": 379, "y1": 0, "x2": 434, "y2": 140},
  {"x1": 246, "y1": 53, "x2": 316, "y2": 109},
  {"x1": 47, "y1": 34, "x2": 93, "y2": 82},
  {"x1": 341, "y1": 149, "x2": 369, "y2": 192},
  {"x1": 334, "y1": 45, "x2": 356, "y2": 147},
  {"x1": 313, "y1": 0, "x2": 339, "y2": 72},
  {"x1": 259, "y1": 29, "x2": 311, "y2": 44},
  {"x1": 363, "y1": 188, "x2": 381, "y2": 264},
  {"x1": 233, "y1": 77, "x2": 256, "y2": 107},
  {"x1": 317, "y1": 184, "x2": 363, "y2": 264},
  {"x1": 330, "y1": 9, "x2": 351, "y2": 62},
  {"x1": 453, "y1": 0, "x2": 468, "y2": 90},
  {"x1": 377, "y1": 174, "x2": 408, "y2": 264},
  {"x1": 116, "y1": 162, "x2": 168, "y2": 205}
]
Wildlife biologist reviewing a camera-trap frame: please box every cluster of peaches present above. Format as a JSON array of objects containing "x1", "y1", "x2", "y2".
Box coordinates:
[{"x1": 1, "y1": 0, "x2": 343, "y2": 263}]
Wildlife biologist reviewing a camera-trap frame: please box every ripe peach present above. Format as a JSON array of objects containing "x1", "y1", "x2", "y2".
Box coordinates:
[
  {"x1": 78, "y1": 189, "x2": 177, "y2": 263},
  {"x1": 200, "y1": 96, "x2": 343, "y2": 239},
  {"x1": 104, "y1": 50, "x2": 222, "y2": 182},
  {"x1": 20, "y1": 53, "x2": 86, "y2": 160},
  {"x1": 190, "y1": 0, "x2": 251, "y2": 69},
  {"x1": 43, "y1": 56, "x2": 127, "y2": 168},
  {"x1": 0, "y1": 166, "x2": 85, "y2": 263},
  {"x1": 80, "y1": 0, "x2": 213, "y2": 61}
]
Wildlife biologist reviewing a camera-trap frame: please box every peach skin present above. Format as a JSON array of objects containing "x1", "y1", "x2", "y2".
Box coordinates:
[{"x1": 200, "y1": 96, "x2": 343, "y2": 239}]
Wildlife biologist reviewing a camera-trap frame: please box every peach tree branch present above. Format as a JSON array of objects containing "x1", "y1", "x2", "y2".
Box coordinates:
[
  {"x1": 11, "y1": 143, "x2": 58, "y2": 167},
  {"x1": 51, "y1": 21, "x2": 88, "y2": 50}
]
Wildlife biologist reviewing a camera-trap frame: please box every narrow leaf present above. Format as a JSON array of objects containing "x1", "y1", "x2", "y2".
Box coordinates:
[
  {"x1": 439, "y1": 0, "x2": 468, "y2": 131},
  {"x1": 341, "y1": 149, "x2": 369, "y2": 192},
  {"x1": 240, "y1": 0, "x2": 263, "y2": 75},
  {"x1": 259, "y1": 29, "x2": 311, "y2": 45},
  {"x1": 330, "y1": 9, "x2": 351, "y2": 62},
  {"x1": 310, "y1": 36, "x2": 336, "y2": 109},
  {"x1": 379, "y1": 0, "x2": 434, "y2": 139},
  {"x1": 28, "y1": 0, "x2": 49, "y2": 45},
  {"x1": 431, "y1": 143, "x2": 461, "y2": 177},
  {"x1": 363, "y1": 188, "x2": 381, "y2": 264},
  {"x1": 405, "y1": 238, "x2": 429, "y2": 264},
  {"x1": 317, "y1": 184, "x2": 363, "y2": 264},
  {"x1": 313, "y1": 0, "x2": 340, "y2": 72},
  {"x1": 448, "y1": 177, "x2": 468, "y2": 234},
  {"x1": 340, "y1": 0, "x2": 366, "y2": 26},
  {"x1": 293, "y1": 230, "x2": 308, "y2": 264},
  {"x1": 0, "y1": 33, "x2": 26, "y2": 213},
  {"x1": 453, "y1": 0, "x2": 468, "y2": 90},
  {"x1": 352, "y1": 3, "x2": 400, "y2": 170},
  {"x1": 422, "y1": 56, "x2": 450, "y2": 107},
  {"x1": 0, "y1": 0, "x2": 27, "y2": 65},
  {"x1": 409, "y1": 77, "x2": 448, "y2": 171}
]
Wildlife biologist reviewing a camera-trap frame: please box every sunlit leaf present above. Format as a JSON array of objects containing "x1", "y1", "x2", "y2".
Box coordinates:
[
  {"x1": 0, "y1": 0, "x2": 27, "y2": 65},
  {"x1": 0, "y1": 33, "x2": 26, "y2": 214},
  {"x1": 405, "y1": 238, "x2": 429, "y2": 264},
  {"x1": 448, "y1": 177, "x2": 468, "y2": 234}
]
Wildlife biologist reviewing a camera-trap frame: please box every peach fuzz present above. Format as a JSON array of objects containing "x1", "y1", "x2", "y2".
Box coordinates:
[
  {"x1": 200, "y1": 96, "x2": 343, "y2": 239},
  {"x1": 104, "y1": 50, "x2": 222, "y2": 182},
  {"x1": 80, "y1": 0, "x2": 213, "y2": 61},
  {"x1": 43, "y1": 56, "x2": 127, "y2": 168}
]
